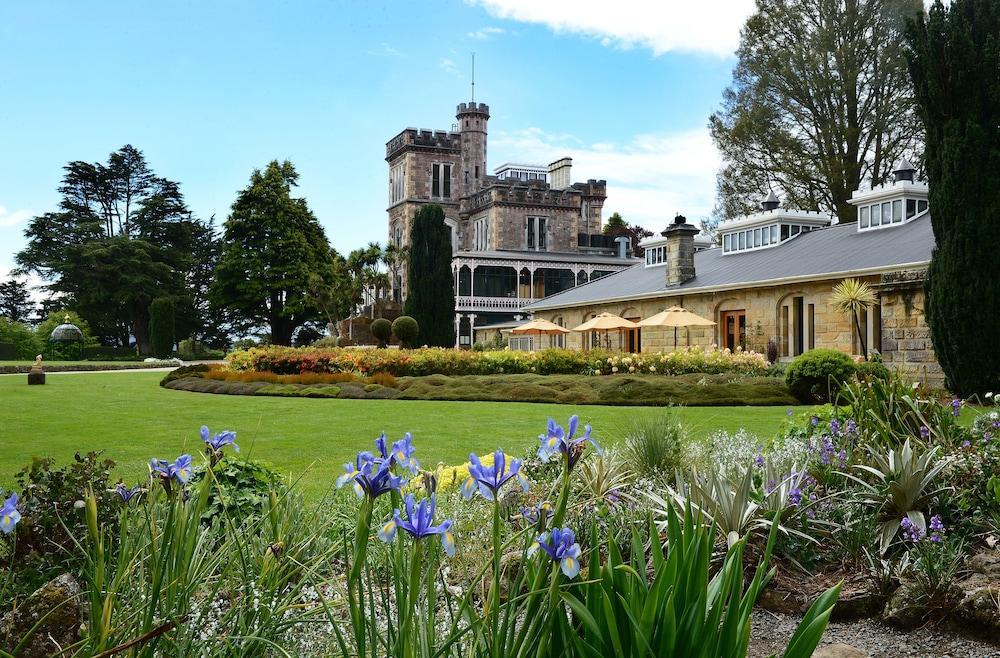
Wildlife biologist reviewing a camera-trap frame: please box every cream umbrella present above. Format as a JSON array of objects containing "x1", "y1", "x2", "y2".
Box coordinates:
[
  {"x1": 571, "y1": 312, "x2": 638, "y2": 351},
  {"x1": 638, "y1": 306, "x2": 716, "y2": 349},
  {"x1": 511, "y1": 318, "x2": 571, "y2": 350}
]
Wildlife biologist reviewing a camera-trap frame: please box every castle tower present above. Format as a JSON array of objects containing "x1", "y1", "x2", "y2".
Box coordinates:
[{"x1": 456, "y1": 102, "x2": 489, "y2": 198}]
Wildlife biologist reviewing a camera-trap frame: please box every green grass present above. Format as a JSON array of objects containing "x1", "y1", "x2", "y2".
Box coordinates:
[{"x1": 0, "y1": 371, "x2": 815, "y2": 499}]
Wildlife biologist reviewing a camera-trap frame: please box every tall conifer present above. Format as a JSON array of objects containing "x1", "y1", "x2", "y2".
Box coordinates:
[{"x1": 403, "y1": 204, "x2": 455, "y2": 347}]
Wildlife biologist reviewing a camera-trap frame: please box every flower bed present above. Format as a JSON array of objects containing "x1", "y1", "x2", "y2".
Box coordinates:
[{"x1": 226, "y1": 345, "x2": 770, "y2": 378}]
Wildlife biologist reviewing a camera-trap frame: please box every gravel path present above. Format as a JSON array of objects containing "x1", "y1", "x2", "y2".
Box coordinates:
[{"x1": 749, "y1": 609, "x2": 1000, "y2": 657}]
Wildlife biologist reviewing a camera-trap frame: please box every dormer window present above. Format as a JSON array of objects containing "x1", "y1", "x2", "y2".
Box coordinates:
[
  {"x1": 642, "y1": 243, "x2": 667, "y2": 267},
  {"x1": 850, "y1": 159, "x2": 928, "y2": 232},
  {"x1": 718, "y1": 193, "x2": 833, "y2": 255}
]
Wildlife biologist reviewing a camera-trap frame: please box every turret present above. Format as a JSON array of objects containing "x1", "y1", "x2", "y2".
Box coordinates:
[{"x1": 456, "y1": 102, "x2": 490, "y2": 198}]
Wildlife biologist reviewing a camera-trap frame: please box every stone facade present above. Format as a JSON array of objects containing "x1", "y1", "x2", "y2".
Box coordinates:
[{"x1": 531, "y1": 270, "x2": 944, "y2": 388}]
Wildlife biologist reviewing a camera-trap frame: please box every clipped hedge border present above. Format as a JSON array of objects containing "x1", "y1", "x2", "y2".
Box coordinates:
[
  {"x1": 1, "y1": 361, "x2": 184, "y2": 375},
  {"x1": 162, "y1": 369, "x2": 797, "y2": 407}
]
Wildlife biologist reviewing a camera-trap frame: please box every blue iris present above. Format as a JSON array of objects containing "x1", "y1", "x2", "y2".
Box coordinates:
[
  {"x1": 537, "y1": 415, "x2": 601, "y2": 468},
  {"x1": 390, "y1": 432, "x2": 421, "y2": 475},
  {"x1": 377, "y1": 493, "x2": 456, "y2": 557},
  {"x1": 1, "y1": 493, "x2": 21, "y2": 535},
  {"x1": 461, "y1": 450, "x2": 529, "y2": 501},
  {"x1": 201, "y1": 425, "x2": 239, "y2": 455},
  {"x1": 529, "y1": 526, "x2": 582, "y2": 578},
  {"x1": 337, "y1": 434, "x2": 415, "y2": 498},
  {"x1": 115, "y1": 483, "x2": 143, "y2": 503},
  {"x1": 150, "y1": 454, "x2": 193, "y2": 485}
]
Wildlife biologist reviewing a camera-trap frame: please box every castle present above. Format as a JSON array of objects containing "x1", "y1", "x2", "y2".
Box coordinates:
[{"x1": 386, "y1": 100, "x2": 637, "y2": 347}]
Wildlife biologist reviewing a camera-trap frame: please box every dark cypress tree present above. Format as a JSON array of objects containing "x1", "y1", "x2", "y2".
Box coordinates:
[
  {"x1": 403, "y1": 204, "x2": 455, "y2": 347},
  {"x1": 906, "y1": 0, "x2": 1000, "y2": 396},
  {"x1": 148, "y1": 298, "x2": 176, "y2": 358}
]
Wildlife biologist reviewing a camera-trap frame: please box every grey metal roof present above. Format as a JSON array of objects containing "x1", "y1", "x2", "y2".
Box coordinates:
[
  {"x1": 455, "y1": 249, "x2": 639, "y2": 266},
  {"x1": 526, "y1": 212, "x2": 934, "y2": 311}
]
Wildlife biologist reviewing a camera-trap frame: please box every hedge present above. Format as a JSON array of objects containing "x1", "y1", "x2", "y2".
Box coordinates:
[{"x1": 226, "y1": 345, "x2": 770, "y2": 378}]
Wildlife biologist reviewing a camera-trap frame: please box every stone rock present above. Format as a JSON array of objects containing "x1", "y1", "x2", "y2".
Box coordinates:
[
  {"x1": 968, "y1": 551, "x2": 1000, "y2": 577},
  {"x1": 813, "y1": 643, "x2": 869, "y2": 657},
  {"x1": 0, "y1": 573, "x2": 85, "y2": 658},
  {"x1": 956, "y1": 587, "x2": 1000, "y2": 630},
  {"x1": 757, "y1": 587, "x2": 807, "y2": 615},
  {"x1": 882, "y1": 582, "x2": 925, "y2": 628},
  {"x1": 830, "y1": 590, "x2": 884, "y2": 621}
]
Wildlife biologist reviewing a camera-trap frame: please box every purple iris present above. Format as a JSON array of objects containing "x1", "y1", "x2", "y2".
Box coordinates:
[
  {"x1": 1, "y1": 493, "x2": 21, "y2": 534},
  {"x1": 115, "y1": 483, "x2": 143, "y2": 503},
  {"x1": 377, "y1": 494, "x2": 455, "y2": 557},
  {"x1": 929, "y1": 515, "x2": 944, "y2": 532},
  {"x1": 788, "y1": 488, "x2": 803, "y2": 506},
  {"x1": 150, "y1": 454, "x2": 193, "y2": 486},
  {"x1": 810, "y1": 416, "x2": 820, "y2": 427},
  {"x1": 336, "y1": 452, "x2": 405, "y2": 499},
  {"x1": 461, "y1": 450, "x2": 529, "y2": 501},
  {"x1": 754, "y1": 447, "x2": 764, "y2": 468},
  {"x1": 538, "y1": 415, "x2": 602, "y2": 469},
  {"x1": 388, "y1": 432, "x2": 420, "y2": 475},
  {"x1": 845, "y1": 420, "x2": 858, "y2": 435},
  {"x1": 529, "y1": 526, "x2": 582, "y2": 578},
  {"x1": 951, "y1": 399, "x2": 962, "y2": 417},
  {"x1": 900, "y1": 517, "x2": 924, "y2": 542},
  {"x1": 201, "y1": 425, "x2": 238, "y2": 461},
  {"x1": 829, "y1": 419, "x2": 840, "y2": 435},
  {"x1": 521, "y1": 501, "x2": 554, "y2": 530},
  {"x1": 919, "y1": 425, "x2": 931, "y2": 440}
]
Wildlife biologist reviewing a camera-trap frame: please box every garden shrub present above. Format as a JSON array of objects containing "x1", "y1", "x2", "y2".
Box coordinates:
[
  {"x1": 311, "y1": 335, "x2": 340, "y2": 348},
  {"x1": 0, "y1": 319, "x2": 41, "y2": 359},
  {"x1": 622, "y1": 411, "x2": 685, "y2": 475},
  {"x1": 370, "y1": 318, "x2": 392, "y2": 347},
  {"x1": 188, "y1": 458, "x2": 284, "y2": 527},
  {"x1": 160, "y1": 363, "x2": 211, "y2": 385},
  {"x1": 855, "y1": 360, "x2": 891, "y2": 382},
  {"x1": 368, "y1": 371, "x2": 398, "y2": 388},
  {"x1": 148, "y1": 297, "x2": 176, "y2": 358},
  {"x1": 392, "y1": 315, "x2": 419, "y2": 348},
  {"x1": 785, "y1": 349, "x2": 856, "y2": 403}
]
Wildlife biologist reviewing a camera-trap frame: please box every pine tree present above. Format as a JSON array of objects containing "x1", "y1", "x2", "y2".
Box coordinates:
[
  {"x1": 906, "y1": 0, "x2": 1000, "y2": 395},
  {"x1": 403, "y1": 204, "x2": 455, "y2": 347}
]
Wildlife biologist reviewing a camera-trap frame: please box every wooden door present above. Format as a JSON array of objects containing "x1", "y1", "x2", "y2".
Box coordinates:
[{"x1": 721, "y1": 310, "x2": 746, "y2": 351}]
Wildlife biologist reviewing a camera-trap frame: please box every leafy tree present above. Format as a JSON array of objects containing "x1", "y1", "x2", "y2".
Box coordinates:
[
  {"x1": 383, "y1": 242, "x2": 409, "y2": 304},
  {"x1": 211, "y1": 160, "x2": 334, "y2": 346},
  {"x1": 710, "y1": 0, "x2": 925, "y2": 223},
  {"x1": 0, "y1": 278, "x2": 34, "y2": 323},
  {"x1": 906, "y1": 0, "x2": 1000, "y2": 395},
  {"x1": 403, "y1": 205, "x2": 455, "y2": 347},
  {"x1": 15, "y1": 145, "x2": 208, "y2": 354},
  {"x1": 601, "y1": 212, "x2": 653, "y2": 256},
  {"x1": 149, "y1": 298, "x2": 176, "y2": 358}
]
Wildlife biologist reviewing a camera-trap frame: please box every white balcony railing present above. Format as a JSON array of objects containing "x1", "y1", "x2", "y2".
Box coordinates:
[{"x1": 455, "y1": 296, "x2": 539, "y2": 312}]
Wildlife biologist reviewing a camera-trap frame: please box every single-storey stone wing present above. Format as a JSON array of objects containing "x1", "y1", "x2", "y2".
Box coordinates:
[{"x1": 524, "y1": 163, "x2": 943, "y2": 386}]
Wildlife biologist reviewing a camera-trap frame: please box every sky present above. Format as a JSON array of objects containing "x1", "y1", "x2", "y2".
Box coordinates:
[{"x1": 0, "y1": 0, "x2": 756, "y2": 285}]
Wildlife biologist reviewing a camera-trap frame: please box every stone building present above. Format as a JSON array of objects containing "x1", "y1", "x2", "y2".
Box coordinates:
[
  {"x1": 385, "y1": 100, "x2": 639, "y2": 346},
  {"x1": 524, "y1": 162, "x2": 944, "y2": 386}
]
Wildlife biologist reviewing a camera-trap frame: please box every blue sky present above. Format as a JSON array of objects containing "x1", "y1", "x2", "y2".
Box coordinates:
[{"x1": 0, "y1": 0, "x2": 755, "y2": 282}]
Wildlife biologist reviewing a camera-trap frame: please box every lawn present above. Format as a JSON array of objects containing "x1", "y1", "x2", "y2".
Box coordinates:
[{"x1": 0, "y1": 371, "x2": 814, "y2": 499}]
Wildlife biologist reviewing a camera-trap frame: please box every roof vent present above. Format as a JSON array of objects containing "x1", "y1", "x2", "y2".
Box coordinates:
[
  {"x1": 761, "y1": 191, "x2": 780, "y2": 211},
  {"x1": 893, "y1": 158, "x2": 917, "y2": 183}
]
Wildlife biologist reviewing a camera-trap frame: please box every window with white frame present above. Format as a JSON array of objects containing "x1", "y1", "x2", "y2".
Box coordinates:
[
  {"x1": 473, "y1": 217, "x2": 490, "y2": 251},
  {"x1": 644, "y1": 245, "x2": 666, "y2": 266},
  {"x1": 526, "y1": 216, "x2": 548, "y2": 251},
  {"x1": 431, "y1": 163, "x2": 451, "y2": 199},
  {"x1": 857, "y1": 199, "x2": 927, "y2": 230},
  {"x1": 389, "y1": 162, "x2": 405, "y2": 204}
]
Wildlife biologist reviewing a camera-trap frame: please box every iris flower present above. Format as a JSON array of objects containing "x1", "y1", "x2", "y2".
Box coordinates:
[
  {"x1": 461, "y1": 450, "x2": 528, "y2": 501},
  {"x1": 528, "y1": 526, "x2": 582, "y2": 578},
  {"x1": 150, "y1": 454, "x2": 193, "y2": 485},
  {"x1": 520, "y1": 501, "x2": 554, "y2": 531},
  {"x1": 337, "y1": 453, "x2": 405, "y2": 499},
  {"x1": 115, "y1": 483, "x2": 143, "y2": 503},
  {"x1": 201, "y1": 425, "x2": 238, "y2": 462},
  {"x1": 377, "y1": 493, "x2": 455, "y2": 556},
  {"x1": 389, "y1": 432, "x2": 421, "y2": 474},
  {"x1": 1, "y1": 493, "x2": 21, "y2": 534},
  {"x1": 537, "y1": 415, "x2": 601, "y2": 469}
]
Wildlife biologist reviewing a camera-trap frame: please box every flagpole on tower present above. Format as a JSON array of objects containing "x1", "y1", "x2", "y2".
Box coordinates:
[{"x1": 471, "y1": 52, "x2": 475, "y2": 102}]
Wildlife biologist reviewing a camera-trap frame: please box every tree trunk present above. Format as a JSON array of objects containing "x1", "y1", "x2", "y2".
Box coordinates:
[
  {"x1": 130, "y1": 301, "x2": 152, "y2": 356},
  {"x1": 270, "y1": 318, "x2": 295, "y2": 346}
]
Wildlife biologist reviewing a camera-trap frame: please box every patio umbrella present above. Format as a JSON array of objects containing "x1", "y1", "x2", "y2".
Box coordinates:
[
  {"x1": 638, "y1": 306, "x2": 716, "y2": 348},
  {"x1": 571, "y1": 312, "x2": 638, "y2": 351},
  {"x1": 511, "y1": 318, "x2": 570, "y2": 349}
]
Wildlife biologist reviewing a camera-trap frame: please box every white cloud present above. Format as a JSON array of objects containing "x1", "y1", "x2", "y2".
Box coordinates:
[
  {"x1": 466, "y1": 0, "x2": 754, "y2": 57},
  {"x1": 367, "y1": 42, "x2": 402, "y2": 57},
  {"x1": 440, "y1": 57, "x2": 460, "y2": 76},
  {"x1": 490, "y1": 127, "x2": 720, "y2": 230},
  {"x1": 0, "y1": 206, "x2": 32, "y2": 227},
  {"x1": 467, "y1": 26, "x2": 505, "y2": 40}
]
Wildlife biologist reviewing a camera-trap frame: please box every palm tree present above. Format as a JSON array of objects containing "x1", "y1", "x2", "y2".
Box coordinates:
[{"x1": 831, "y1": 278, "x2": 877, "y2": 358}]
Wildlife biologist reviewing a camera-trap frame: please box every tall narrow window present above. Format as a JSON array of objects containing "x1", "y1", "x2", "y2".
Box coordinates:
[
  {"x1": 526, "y1": 218, "x2": 535, "y2": 249},
  {"x1": 538, "y1": 218, "x2": 547, "y2": 250},
  {"x1": 526, "y1": 217, "x2": 548, "y2": 251},
  {"x1": 793, "y1": 296, "x2": 804, "y2": 356},
  {"x1": 432, "y1": 164, "x2": 451, "y2": 198},
  {"x1": 781, "y1": 306, "x2": 790, "y2": 357},
  {"x1": 860, "y1": 206, "x2": 870, "y2": 228},
  {"x1": 432, "y1": 165, "x2": 440, "y2": 198},
  {"x1": 807, "y1": 303, "x2": 815, "y2": 350}
]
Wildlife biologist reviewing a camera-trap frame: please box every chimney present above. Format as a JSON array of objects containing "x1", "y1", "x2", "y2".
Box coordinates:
[
  {"x1": 661, "y1": 214, "x2": 698, "y2": 286},
  {"x1": 614, "y1": 235, "x2": 630, "y2": 259},
  {"x1": 548, "y1": 157, "x2": 572, "y2": 189}
]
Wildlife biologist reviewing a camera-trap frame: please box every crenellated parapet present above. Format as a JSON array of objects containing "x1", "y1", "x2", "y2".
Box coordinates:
[{"x1": 386, "y1": 128, "x2": 462, "y2": 160}]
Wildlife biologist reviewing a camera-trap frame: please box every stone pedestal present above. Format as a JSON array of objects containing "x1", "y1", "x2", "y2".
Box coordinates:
[{"x1": 28, "y1": 355, "x2": 45, "y2": 385}]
